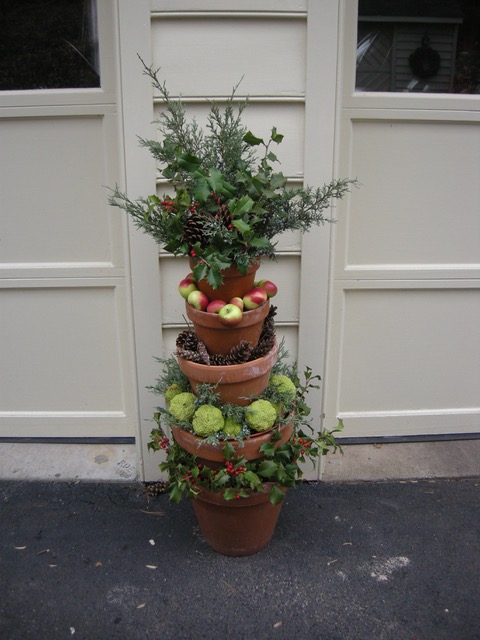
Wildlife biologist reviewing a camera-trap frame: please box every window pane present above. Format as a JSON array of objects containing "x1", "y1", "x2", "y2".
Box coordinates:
[
  {"x1": 0, "y1": 0, "x2": 100, "y2": 90},
  {"x1": 356, "y1": 0, "x2": 480, "y2": 94}
]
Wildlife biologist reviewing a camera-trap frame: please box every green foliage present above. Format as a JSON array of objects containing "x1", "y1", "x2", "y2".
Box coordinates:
[
  {"x1": 109, "y1": 61, "x2": 358, "y2": 288},
  {"x1": 148, "y1": 351, "x2": 343, "y2": 505}
]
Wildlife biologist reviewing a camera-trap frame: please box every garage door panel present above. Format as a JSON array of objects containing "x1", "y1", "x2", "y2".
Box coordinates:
[
  {"x1": 0, "y1": 115, "x2": 120, "y2": 266},
  {"x1": 338, "y1": 288, "x2": 480, "y2": 414},
  {"x1": 0, "y1": 285, "x2": 126, "y2": 413},
  {"x1": 345, "y1": 120, "x2": 480, "y2": 270}
]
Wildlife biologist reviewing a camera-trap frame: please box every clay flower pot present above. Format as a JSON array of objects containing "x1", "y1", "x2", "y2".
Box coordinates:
[
  {"x1": 185, "y1": 300, "x2": 270, "y2": 356},
  {"x1": 177, "y1": 341, "x2": 278, "y2": 406},
  {"x1": 190, "y1": 259, "x2": 260, "y2": 301},
  {"x1": 171, "y1": 419, "x2": 294, "y2": 468},
  {"x1": 191, "y1": 483, "x2": 286, "y2": 556}
]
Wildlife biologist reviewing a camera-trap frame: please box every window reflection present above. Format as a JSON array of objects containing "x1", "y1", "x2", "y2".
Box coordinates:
[
  {"x1": 0, "y1": 0, "x2": 100, "y2": 91},
  {"x1": 356, "y1": 0, "x2": 480, "y2": 94}
]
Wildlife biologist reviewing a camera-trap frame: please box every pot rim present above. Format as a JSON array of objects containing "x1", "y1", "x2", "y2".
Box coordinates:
[
  {"x1": 192, "y1": 482, "x2": 286, "y2": 507},
  {"x1": 177, "y1": 340, "x2": 278, "y2": 383},
  {"x1": 185, "y1": 299, "x2": 270, "y2": 330}
]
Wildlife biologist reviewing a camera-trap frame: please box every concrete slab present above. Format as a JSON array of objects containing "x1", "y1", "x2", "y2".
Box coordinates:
[
  {"x1": 0, "y1": 443, "x2": 138, "y2": 482},
  {"x1": 322, "y1": 440, "x2": 480, "y2": 482}
]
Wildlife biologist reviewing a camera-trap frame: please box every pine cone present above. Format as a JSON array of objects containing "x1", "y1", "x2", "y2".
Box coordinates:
[
  {"x1": 197, "y1": 341, "x2": 210, "y2": 365},
  {"x1": 250, "y1": 310, "x2": 276, "y2": 359},
  {"x1": 183, "y1": 211, "x2": 212, "y2": 247},
  {"x1": 176, "y1": 330, "x2": 198, "y2": 352},
  {"x1": 176, "y1": 347, "x2": 205, "y2": 364},
  {"x1": 216, "y1": 203, "x2": 232, "y2": 229},
  {"x1": 210, "y1": 340, "x2": 253, "y2": 365},
  {"x1": 144, "y1": 481, "x2": 168, "y2": 497}
]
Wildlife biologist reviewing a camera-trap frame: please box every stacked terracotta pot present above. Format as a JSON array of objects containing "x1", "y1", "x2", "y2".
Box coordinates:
[{"x1": 173, "y1": 262, "x2": 287, "y2": 556}]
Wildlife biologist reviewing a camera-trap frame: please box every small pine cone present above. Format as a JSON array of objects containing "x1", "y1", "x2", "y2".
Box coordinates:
[
  {"x1": 176, "y1": 330, "x2": 198, "y2": 352},
  {"x1": 250, "y1": 336, "x2": 275, "y2": 360},
  {"x1": 211, "y1": 340, "x2": 253, "y2": 365},
  {"x1": 144, "y1": 481, "x2": 169, "y2": 497},
  {"x1": 197, "y1": 341, "x2": 210, "y2": 365},
  {"x1": 250, "y1": 322, "x2": 276, "y2": 360},
  {"x1": 183, "y1": 211, "x2": 212, "y2": 247},
  {"x1": 216, "y1": 203, "x2": 232, "y2": 229},
  {"x1": 176, "y1": 347, "x2": 205, "y2": 364}
]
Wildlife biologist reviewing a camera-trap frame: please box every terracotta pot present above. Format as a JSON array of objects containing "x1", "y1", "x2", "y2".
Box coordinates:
[
  {"x1": 171, "y1": 419, "x2": 294, "y2": 468},
  {"x1": 177, "y1": 341, "x2": 278, "y2": 406},
  {"x1": 189, "y1": 259, "x2": 260, "y2": 301},
  {"x1": 185, "y1": 299, "x2": 270, "y2": 356},
  {"x1": 191, "y1": 484, "x2": 286, "y2": 556}
]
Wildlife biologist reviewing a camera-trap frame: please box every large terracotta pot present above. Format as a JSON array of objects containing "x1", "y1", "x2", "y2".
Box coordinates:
[
  {"x1": 185, "y1": 300, "x2": 270, "y2": 356},
  {"x1": 171, "y1": 419, "x2": 294, "y2": 468},
  {"x1": 190, "y1": 259, "x2": 260, "y2": 301},
  {"x1": 177, "y1": 341, "x2": 278, "y2": 406},
  {"x1": 191, "y1": 484, "x2": 286, "y2": 556}
]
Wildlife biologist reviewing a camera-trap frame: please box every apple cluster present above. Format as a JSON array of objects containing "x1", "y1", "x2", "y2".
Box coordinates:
[{"x1": 178, "y1": 273, "x2": 278, "y2": 327}]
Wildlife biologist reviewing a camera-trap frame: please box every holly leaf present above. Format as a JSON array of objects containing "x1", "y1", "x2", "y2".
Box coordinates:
[
  {"x1": 232, "y1": 219, "x2": 251, "y2": 234},
  {"x1": 229, "y1": 195, "x2": 254, "y2": 217},
  {"x1": 193, "y1": 178, "x2": 211, "y2": 203},
  {"x1": 243, "y1": 131, "x2": 264, "y2": 146},
  {"x1": 271, "y1": 127, "x2": 284, "y2": 144},
  {"x1": 269, "y1": 485, "x2": 286, "y2": 505},
  {"x1": 257, "y1": 460, "x2": 278, "y2": 478},
  {"x1": 177, "y1": 153, "x2": 202, "y2": 172}
]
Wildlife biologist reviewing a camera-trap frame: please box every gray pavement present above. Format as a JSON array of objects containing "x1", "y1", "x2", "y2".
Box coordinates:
[{"x1": 1, "y1": 478, "x2": 479, "y2": 640}]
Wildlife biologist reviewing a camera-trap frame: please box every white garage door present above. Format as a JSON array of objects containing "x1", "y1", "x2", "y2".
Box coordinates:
[
  {"x1": 324, "y1": 1, "x2": 480, "y2": 439},
  {"x1": 0, "y1": 1, "x2": 137, "y2": 440}
]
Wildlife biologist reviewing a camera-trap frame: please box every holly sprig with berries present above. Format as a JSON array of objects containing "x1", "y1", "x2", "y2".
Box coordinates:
[
  {"x1": 147, "y1": 355, "x2": 344, "y2": 505},
  {"x1": 108, "y1": 61, "x2": 358, "y2": 290},
  {"x1": 148, "y1": 419, "x2": 343, "y2": 505}
]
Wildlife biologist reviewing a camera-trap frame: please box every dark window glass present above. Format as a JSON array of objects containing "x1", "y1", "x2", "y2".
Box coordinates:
[
  {"x1": 0, "y1": 0, "x2": 100, "y2": 90},
  {"x1": 356, "y1": 0, "x2": 480, "y2": 94}
]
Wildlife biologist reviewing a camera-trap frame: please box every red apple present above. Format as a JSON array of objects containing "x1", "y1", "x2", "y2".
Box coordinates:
[
  {"x1": 243, "y1": 287, "x2": 268, "y2": 310},
  {"x1": 178, "y1": 276, "x2": 198, "y2": 299},
  {"x1": 256, "y1": 279, "x2": 278, "y2": 298},
  {"x1": 207, "y1": 299, "x2": 226, "y2": 314},
  {"x1": 187, "y1": 290, "x2": 209, "y2": 311},
  {"x1": 229, "y1": 296, "x2": 244, "y2": 311},
  {"x1": 218, "y1": 303, "x2": 243, "y2": 326}
]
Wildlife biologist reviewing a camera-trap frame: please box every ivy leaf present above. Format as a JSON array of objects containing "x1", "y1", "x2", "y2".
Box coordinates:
[
  {"x1": 269, "y1": 485, "x2": 286, "y2": 505},
  {"x1": 243, "y1": 131, "x2": 264, "y2": 146}
]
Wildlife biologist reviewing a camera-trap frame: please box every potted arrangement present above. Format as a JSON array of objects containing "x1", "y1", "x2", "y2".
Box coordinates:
[
  {"x1": 109, "y1": 63, "x2": 356, "y2": 556},
  {"x1": 148, "y1": 349, "x2": 344, "y2": 557}
]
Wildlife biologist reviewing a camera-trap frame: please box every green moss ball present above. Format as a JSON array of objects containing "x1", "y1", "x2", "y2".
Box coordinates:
[
  {"x1": 270, "y1": 374, "x2": 297, "y2": 402},
  {"x1": 169, "y1": 392, "x2": 196, "y2": 423},
  {"x1": 245, "y1": 399, "x2": 277, "y2": 432},
  {"x1": 223, "y1": 416, "x2": 243, "y2": 438},
  {"x1": 192, "y1": 405, "x2": 225, "y2": 437},
  {"x1": 165, "y1": 384, "x2": 183, "y2": 407}
]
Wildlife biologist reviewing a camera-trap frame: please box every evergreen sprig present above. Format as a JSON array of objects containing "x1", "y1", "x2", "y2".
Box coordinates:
[{"x1": 109, "y1": 61, "x2": 358, "y2": 288}]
